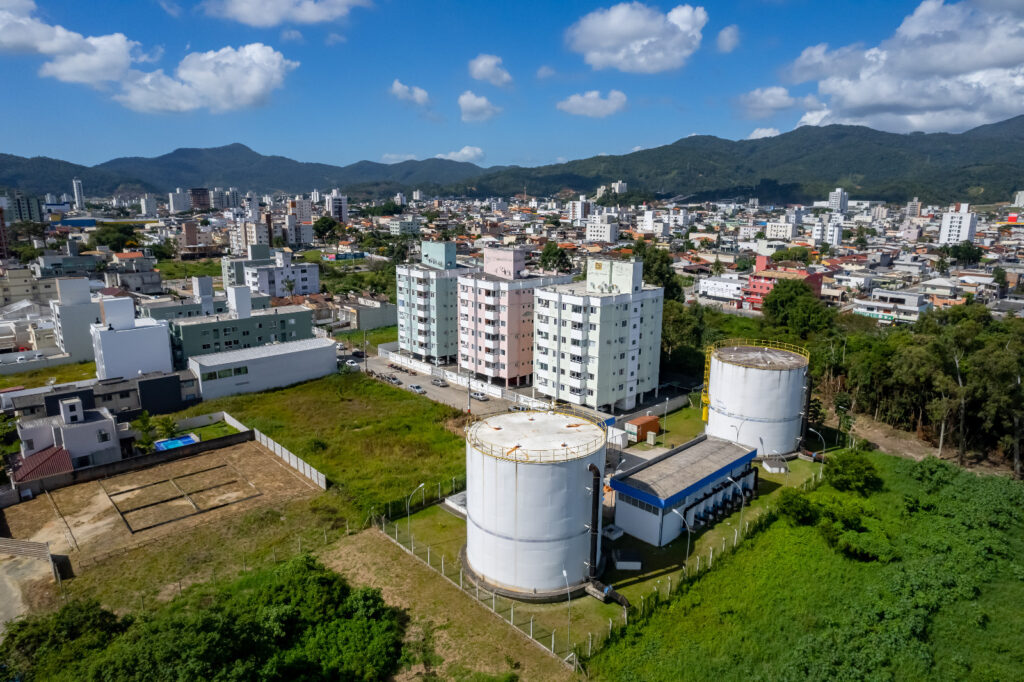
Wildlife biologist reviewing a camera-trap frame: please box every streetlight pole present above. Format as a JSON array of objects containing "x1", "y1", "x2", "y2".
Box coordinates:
[
  {"x1": 807, "y1": 427, "x2": 827, "y2": 475},
  {"x1": 562, "y1": 568, "x2": 571, "y2": 654},
  {"x1": 406, "y1": 482, "x2": 424, "y2": 536},
  {"x1": 669, "y1": 508, "x2": 692, "y2": 566},
  {"x1": 725, "y1": 476, "x2": 745, "y2": 537}
]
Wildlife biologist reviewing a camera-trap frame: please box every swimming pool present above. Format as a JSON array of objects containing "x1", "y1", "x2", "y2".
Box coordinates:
[{"x1": 154, "y1": 433, "x2": 200, "y2": 451}]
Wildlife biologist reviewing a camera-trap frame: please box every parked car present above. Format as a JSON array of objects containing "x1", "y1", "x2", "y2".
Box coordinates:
[
  {"x1": 409, "y1": 384, "x2": 426, "y2": 395},
  {"x1": 345, "y1": 359, "x2": 359, "y2": 368},
  {"x1": 431, "y1": 378, "x2": 449, "y2": 387},
  {"x1": 470, "y1": 391, "x2": 488, "y2": 401},
  {"x1": 508, "y1": 405, "x2": 529, "y2": 412},
  {"x1": 335, "y1": 342, "x2": 345, "y2": 351},
  {"x1": 352, "y1": 350, "x2": 365, "y2": 358}
]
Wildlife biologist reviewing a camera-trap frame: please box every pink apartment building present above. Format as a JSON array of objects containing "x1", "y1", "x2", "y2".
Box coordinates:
[{"x1": 457, "y1": 248, "x2": 573, "y2": 387}]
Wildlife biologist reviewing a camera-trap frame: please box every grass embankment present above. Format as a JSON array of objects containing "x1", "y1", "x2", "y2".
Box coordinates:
[
  {"x1": 589, "y1": 453, "x2": 1024, "y2": 681},
  {"x1": 334, "y1": 325, "x2": 398, "y2": 354},
  {"x1": 0, "y1": 361, "x2": 95, "y2": 390},
  {"x1": 155, "y1": 259, "x2": 222, "y2": 279}
]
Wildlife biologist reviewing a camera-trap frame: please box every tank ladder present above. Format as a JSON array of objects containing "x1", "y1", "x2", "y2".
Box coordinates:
[{"x1": 700, "y1": 345, "x2": 712, "y2": 422}]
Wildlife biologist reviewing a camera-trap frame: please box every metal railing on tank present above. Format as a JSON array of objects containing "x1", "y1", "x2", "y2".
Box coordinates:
[{"x1": 466, "y1": 408, "x2": 607, "y2": 463}]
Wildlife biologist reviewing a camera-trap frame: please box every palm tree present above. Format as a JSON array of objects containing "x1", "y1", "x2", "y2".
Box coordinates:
[{"x1": 155, "y1": 416, "x2": 178, "y2": 441}]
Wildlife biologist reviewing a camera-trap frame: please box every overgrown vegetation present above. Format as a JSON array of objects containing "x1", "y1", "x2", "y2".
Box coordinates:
[
  {"x1": 0, "y1": 362, "x2": 96, "y2": 391},
  {"x1": 590, "y1": 453, "x2": 1024, "y2": 680},
  {"x1": 154, "y1": 259, "x2": 222, "y2": 279},
  {"x1": 0, "y1": 556, "x2": 405, "y2": 681}
]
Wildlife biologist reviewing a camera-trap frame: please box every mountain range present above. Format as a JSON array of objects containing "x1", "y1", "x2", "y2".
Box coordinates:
[{"x1": 5, "y1": 116, "x2": 1024, "y2": 204}]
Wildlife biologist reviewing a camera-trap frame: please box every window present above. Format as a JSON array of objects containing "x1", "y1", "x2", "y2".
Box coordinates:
[
  {"x1": 233, "y1": 366, "x2": 248, "y2": 376},
  {"x1": 23, "y1": 439, "x2": 33, "y2": 451},
  {"x1": 97, "y1": 430, "x2": 110, "y2": 443},
  {"x1": 202, "y1": 371, "x2": 217, "y2": 381}
]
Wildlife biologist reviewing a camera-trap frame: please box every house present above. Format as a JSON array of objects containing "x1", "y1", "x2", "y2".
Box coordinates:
[{"x1": 12, "y1": 397, "x2": 123, "y2": 484}]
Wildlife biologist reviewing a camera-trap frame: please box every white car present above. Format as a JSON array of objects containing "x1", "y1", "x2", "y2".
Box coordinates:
[
  {"x1": 345, "y1": 359, "x2": 359, "y2": 368},
  {"x1": 470, "y1": 391, "x2": 488, "y2": 401}
]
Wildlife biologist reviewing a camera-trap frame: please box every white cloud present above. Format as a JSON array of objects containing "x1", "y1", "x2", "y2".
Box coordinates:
[
  {"x1": 203, "y1": 0, "x2": 369, "y2": 28},
  {"x1": 469, "y1": 53, "x2": 512, "y2": 86},
  {"x1": 748, "y1": 127, "x2": 780, "y2": 139},
  {"x1": 280, "y1": 28, "x2": 303, "y2": 42},
  {"x1": 115, "y1": 43, "x2": 298, "y2": 113},
  {"x1": 390, "y1": 78, "x2": 429, "y2": 106},
  {"x1": 458, "y1": 90, "x2": 501, "y2": 122},
  {"x1": 632, "y1": 145, "x2": 645, "y2": 151},
  {"x1": 716, "y1": 24, "x2": 739, "y2": 53},
  {"x1": 0, "y1": 1, "x2": 296, "y2": 112},
  {"x1": 556, "y1": 89, "x2": 627, "y2": 117},
  {"x1": 783, "y1": 0, "x2": 1024, "y2": 132},
  {"x1": 435, "y1": 146, "x2": 484, "y2": 163},
  {"x1": 381, "y1": 153, "x2": 417, "y2": 163},
  {"x1": 566, "y1": 2, "x2": 708, "y2": 73},
  {"x1": 158, "y1": 0, "x2": 182, "y2": 17},
  {"x1": 325, "y1": 32, "x2": 345, "y2": 45},
  {"x1": 536, "y1": 65, "x2": 555, "y2": 79}
]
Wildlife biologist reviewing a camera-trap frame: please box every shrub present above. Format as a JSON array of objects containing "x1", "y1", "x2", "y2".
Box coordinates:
[
  {"x1": 825, "y1": 451, "x2": 883, "y2": 496},
  {"x1": 776, "y1": 488, "x2": 818, "y2": 526}
]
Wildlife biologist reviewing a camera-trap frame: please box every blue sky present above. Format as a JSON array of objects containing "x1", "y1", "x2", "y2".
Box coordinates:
[{"x1": 3, "y1": 0, "x2": 1022, "y2": 168}]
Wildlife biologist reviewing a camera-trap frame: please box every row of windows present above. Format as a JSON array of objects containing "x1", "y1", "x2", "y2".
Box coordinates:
[
  {"x1": 201, "y1": 366, "x2": 249, "y2": 381},
  {"x1": 618, "y1": 493, "x2": 659, "y2": 515}
]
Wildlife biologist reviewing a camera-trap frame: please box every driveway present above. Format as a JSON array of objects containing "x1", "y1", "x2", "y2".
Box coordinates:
[{"x1": 362, "y1": 355, "x2": 512, "y2": 416}]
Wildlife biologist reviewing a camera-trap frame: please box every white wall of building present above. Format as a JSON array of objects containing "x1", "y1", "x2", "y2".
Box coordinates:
[{"x1": 190, "y1": 338, "x2": 336, "y2": 400}]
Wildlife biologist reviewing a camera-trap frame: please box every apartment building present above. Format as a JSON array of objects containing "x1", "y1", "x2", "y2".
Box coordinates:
[
  {"x1": 585, "y1": 214, "x2": 620, "y2": 243},
  {"x1": 91, "y1": 297, "x2": 173, "y2": 380},
  {"x1": 396, "y1": 241, "x2": 479, "y2": 363},
  {"x1": 168, "y1": 286, "x2": 313, "y2": 369},
  {"x1": 0, "y1": 268, "x2": 57, "y2": 305},
  {"x1": 533, "y1": 258, "x2": 663, "y2": 412},
  {"x1": 222, "y1": 244, "x2": 276, "y2": 287},
  {"x1": 243, "y1": 249, "x2": 319, "y2": 297},
  {"x1": 50, "y1": 277, "x2": 101, "y2": 360},
  {"x1": 741, "y1": 255, "x2": 824, "y2": 311},
  {"x1": 457, "y1": 248, "x2": 572, "y2": 387},
  {"x1": 140, "y1": 277, "x2": 270, "y2": 320},
  {"x1": 765, "y1": 221, "x2": 798, "y2": 240},
  {"x1": 939, "y1": 204, "x2": 977, "y2": 245}
]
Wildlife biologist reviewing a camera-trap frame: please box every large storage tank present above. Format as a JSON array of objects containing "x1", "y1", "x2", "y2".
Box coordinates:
[
  {"x1": 705, "y1": 341, "x2": 808, "y2": 456},
  {"x1": 465, "y1": 410, "x2": 606, "y2": 598}
]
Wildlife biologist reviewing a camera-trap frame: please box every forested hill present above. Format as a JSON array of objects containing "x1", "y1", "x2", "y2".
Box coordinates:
[
  {"x1": 451, "y1": 116, "x2": 1024, "y2": 203},
  {"x1": 1, "y1": 144, "x2": 489, "y2": 196},
  {"x1": 5, "y1": 116, "x2": 1024, "y2": 201}
]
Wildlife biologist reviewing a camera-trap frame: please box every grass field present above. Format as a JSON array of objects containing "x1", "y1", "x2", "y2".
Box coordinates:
[
  {"x1": 588, "y1": 453, "x2": 1024, "y2": 681},
  {"x1": 334, "y1": 325, "x2": 398, "y2": 353},
  {"x1": 155, "y1": 259, "x2": 222, "y2": 279},
  {"x1": 0, "y1": 361, "x2": 95, "y2": 390},
  {"x1": 175, "y1": 372, "x2": 464, "y2": 519},
  {"x1": 631, "y1": 404, "x2": 705, "y2": 450},
  {"x1": 190, "y1": 421, "x2": 239, "y2": 441}
]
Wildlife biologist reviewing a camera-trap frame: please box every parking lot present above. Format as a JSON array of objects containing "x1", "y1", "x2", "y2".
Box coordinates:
[{"x1": 361, "y1": 354, "x2": 514, "y2": 416}]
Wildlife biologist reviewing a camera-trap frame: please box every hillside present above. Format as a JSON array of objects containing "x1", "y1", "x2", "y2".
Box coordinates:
[
  {"x1": 456, "y1": 116, "x2": 1024, "y2": 203},
  {"x1": 4, "y1": 116, "x2": 1024, "y2": 201}
]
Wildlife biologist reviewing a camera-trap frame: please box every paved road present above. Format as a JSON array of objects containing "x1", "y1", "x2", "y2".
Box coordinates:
[{"x1": 361, "y1": 355, "x2": 512, "y2": 416}]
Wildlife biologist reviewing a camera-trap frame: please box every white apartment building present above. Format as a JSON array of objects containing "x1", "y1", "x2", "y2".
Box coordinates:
[
  {"x1": 533, "y1": 259, "x2": 663, "y2": 412},
  {"x1": 72, "y1": 178, "x2": 84, "y2": 211},
  {"x1": 288, "y1": 198, "x2": 312, "y2": 223},
  {"x1": 611, "y1": 180, "x2": 628, "y2": 194},
  {"x1": 1014, "y1": 191, "x2": 1024, "y2": 207},
  {"x1": 568, "y1": 195, "x2": 593, "y2": 224},
  {"x1": 853, "y1": 289, "x2": 930, "y2": 325},
  {"x1": 812, "y1": 215, "x2": 843, "y2": 248},
  {"x1": 243, "y1": 250, "x2": 319, "y2": 297},
  {"x1": 586, "y1": 214, "x2": 620, "y2": 243},
  {"x1": 396, "y1": 241, "x2": 479, "y2": 363},
  {"x1": 765, "y1": 221, "x2": 798, "y2": 240},
  {"x1": 938, "y1": 204, "x2": 977, "y2": 245},
  {"x1": 50, "y1": 278, "x2": 100, "y2": 361},
  {"x1": 387, "y1": 216, "x2": 419, "y2": 236},
  {"x1": 325, "y1": 192, "x2": 348, "y2": 223},
  {"x1": 828, "y1": 187, "x2": 849, "y2": 214},
  {"x1": 639, "y1": 210, "x2": 670, "y2": 237},
  {"x1": 91, "y1": 297, "x2": 173, "y2": 380}
]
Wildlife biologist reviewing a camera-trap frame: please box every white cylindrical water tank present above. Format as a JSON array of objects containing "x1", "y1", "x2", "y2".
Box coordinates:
[
  {"x1": 465, "y1": 410, "x2": 606, "y2": 596},
  {"x1": 706, "y1": 343, "x2": 808, "y2": 456}
]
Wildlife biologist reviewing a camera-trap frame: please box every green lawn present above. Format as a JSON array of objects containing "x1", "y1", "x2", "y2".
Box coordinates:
[
  {"x1": 588, "y1": 453, "x2": 1024, "y2": 681},
  {"x1": 189, "y1": 421, "x2": 239, "y2": 441},
  {"x1": 155, "y1": 259, "x2": 222, "y2": 279},
  {"x1": 394, "y1": 459, "x2": 819, "y2": 660},
  {"x1": 0, "y1": 361, "x2": 95, "y2": 390},
  {"x1": 333, "y1": 325, "x2": 398, "y2": 354},
  {"x1": 174, "y1": 372, "x2": 463, "y2": 520},
  {"x1": 630, "y1": 404, "x2": 705, "y2": 449}
]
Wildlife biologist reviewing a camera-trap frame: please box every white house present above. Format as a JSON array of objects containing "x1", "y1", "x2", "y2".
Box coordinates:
[
  {"x1": 190, "y1": 337, "x2": 337, "y2": 400},
  {"x1": 90, "y1": 296, "x2": 173, "y2": 380},
  {"x1": 13, "y1": 397, "x2": 121, "y2": 482},
  {"x1": 243, "y1": 250, "x2": 320, "y2": 297}
]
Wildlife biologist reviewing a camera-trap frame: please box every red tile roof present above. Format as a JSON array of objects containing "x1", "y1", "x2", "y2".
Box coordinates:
[{"x1": 12, "y1": 446, "x2": 72, "y2": 483}]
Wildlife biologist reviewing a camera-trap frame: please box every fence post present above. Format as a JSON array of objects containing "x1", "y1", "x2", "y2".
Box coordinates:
[
  {"x1": 441, "y1": 554, "x2": 445, "y2": 576},
  {"x1": 709, "y1": 547, "x2": 713, "y2": 568},
  {"x1": 491, "y1": 591, "x2": 495, "y2": 611},
  {"x1": 460, "y1": 568, "x2": 463, "y2": 589},
  {"x1": 323, "y1": 528, "x2": 328, "y2": 544},
  {"x1": 510, "y1": 602, "x2": 514, "y2": 625},
  {"x1": 589, "y1": 632, "x2": 593, "y2": 657},
  {"x1": 551, "y1": 630, "x2": 555, "y2": 653},
  {"x1": 530, "y1": 616, "x2": 534, "y2": 638},
  {"x1": 427, "y1": 545, "x2": 431, "y2": 567}
]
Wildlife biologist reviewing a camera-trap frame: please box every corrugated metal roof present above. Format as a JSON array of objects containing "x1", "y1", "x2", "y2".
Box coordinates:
[
  {"x1": 189, "y1": 337, "x2": 335, "y2": 368},
  {"x1": 12, "y1": 446, "x2": 73, "y2": 483}
]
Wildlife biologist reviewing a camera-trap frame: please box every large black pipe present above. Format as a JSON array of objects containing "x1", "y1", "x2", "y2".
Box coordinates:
[
  {"x1": 590, "y1": 579, "x2": 630, "y2": 608},
  {"x1": 588, "y1": 463, "x2": 600, "y2": 580}
]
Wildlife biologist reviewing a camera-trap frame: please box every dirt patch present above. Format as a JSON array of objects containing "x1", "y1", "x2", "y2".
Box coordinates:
[{"x1": 320, "y1": 531, "x2": 571, "y2": 682}]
